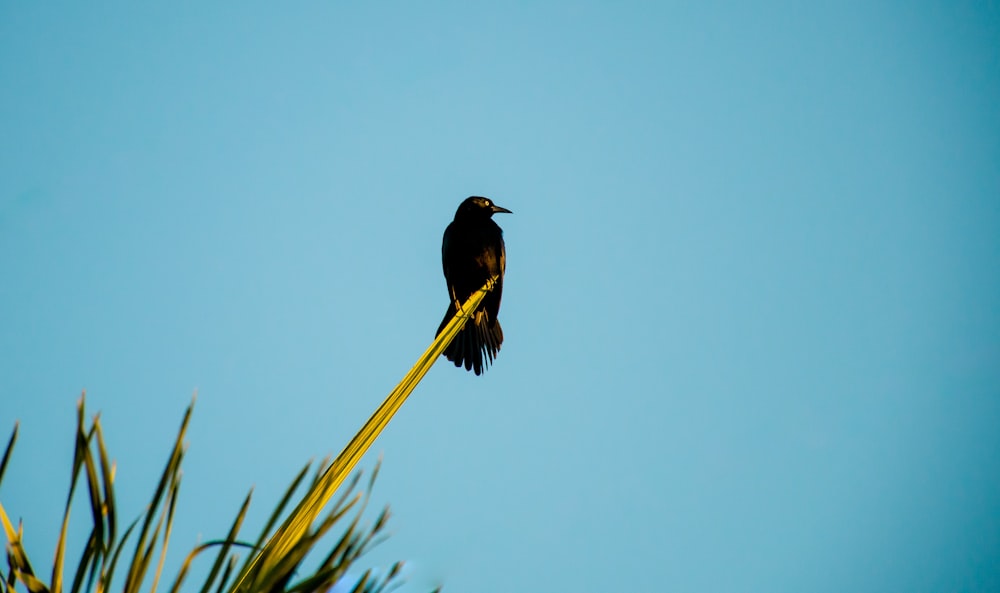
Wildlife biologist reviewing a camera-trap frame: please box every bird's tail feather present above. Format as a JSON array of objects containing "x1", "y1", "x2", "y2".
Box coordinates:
[{"x1": 437, "y1": 306, "x2": 503, "y2": 375}]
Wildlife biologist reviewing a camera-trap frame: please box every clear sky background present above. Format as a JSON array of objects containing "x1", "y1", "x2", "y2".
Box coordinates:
[{"x1": 2, "y1": 2, "x2": 999, "y2": 592}]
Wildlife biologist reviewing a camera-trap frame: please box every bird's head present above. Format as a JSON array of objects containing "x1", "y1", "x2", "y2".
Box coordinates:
[{"x1": 455, "y1": 196, "x2": 512, "y2": 219}]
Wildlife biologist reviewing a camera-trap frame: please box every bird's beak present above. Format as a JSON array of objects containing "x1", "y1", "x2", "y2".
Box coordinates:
[{"x1": 492, "y1": 204, "x2": 513, "y2": 214}]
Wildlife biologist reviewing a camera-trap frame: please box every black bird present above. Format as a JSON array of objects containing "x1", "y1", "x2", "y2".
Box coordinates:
[{"x1": 436, "y1": 196, "x2": 512, "y2": 375}]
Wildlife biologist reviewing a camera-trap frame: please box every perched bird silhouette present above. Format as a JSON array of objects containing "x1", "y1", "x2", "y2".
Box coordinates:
[{"x1": 436, "y1": 196, "x2": 512, "y2": 375}]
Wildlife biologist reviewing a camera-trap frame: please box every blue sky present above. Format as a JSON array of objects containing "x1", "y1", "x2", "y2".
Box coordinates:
[{"x1": 1, "y1": 2, "x2": 998, "y2": 591}]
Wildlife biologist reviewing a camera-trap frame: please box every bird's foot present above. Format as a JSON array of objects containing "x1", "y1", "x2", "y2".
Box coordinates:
[{"x1": 450, "y1": 287, "x2": 467, "y2": 317}]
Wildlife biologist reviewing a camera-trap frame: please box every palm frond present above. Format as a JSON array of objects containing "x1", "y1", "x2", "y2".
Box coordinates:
[
  {"x1": 230, "y1": 275, "x2": 497, "y2": 592},
  {"x1": 0, "y1": 276, "x2": 496, "y2": 593}
]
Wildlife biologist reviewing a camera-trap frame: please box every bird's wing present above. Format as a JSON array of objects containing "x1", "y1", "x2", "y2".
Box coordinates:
[{"x1": 441, "y1": 224, "x2": 452, "y2": 279}]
